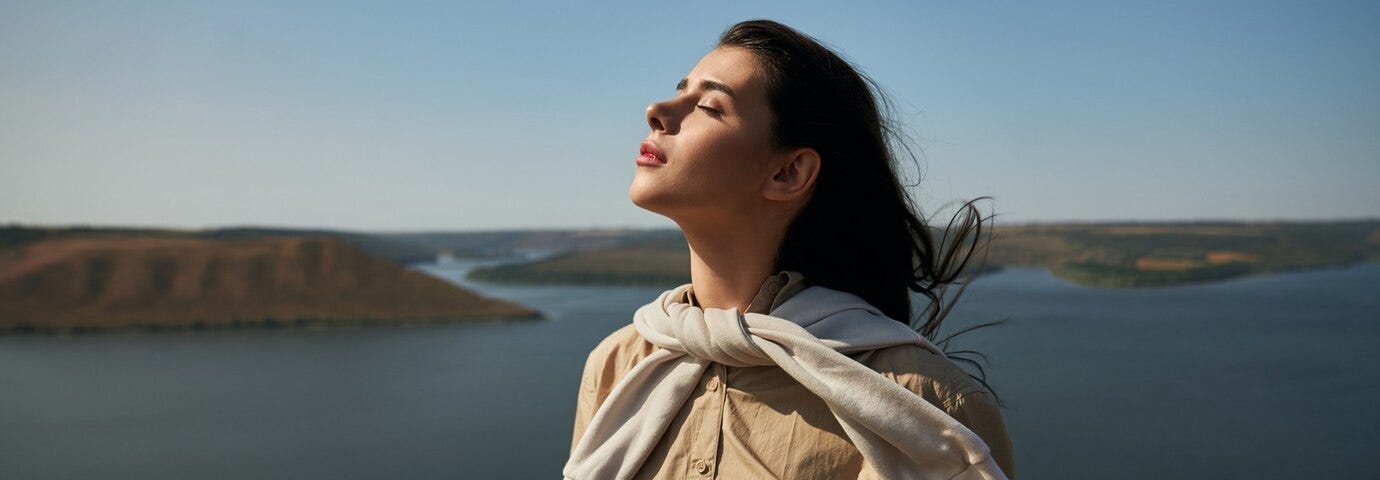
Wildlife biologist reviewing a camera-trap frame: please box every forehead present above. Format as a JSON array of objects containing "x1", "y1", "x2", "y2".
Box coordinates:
[{"x1": 686, "y1": 46, "x2": 765, "y2": 98}]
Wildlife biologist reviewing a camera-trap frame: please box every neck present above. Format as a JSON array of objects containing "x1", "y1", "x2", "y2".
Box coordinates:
[{"x1": 680, "y1": 216, "x2": 786, "y2": 312}]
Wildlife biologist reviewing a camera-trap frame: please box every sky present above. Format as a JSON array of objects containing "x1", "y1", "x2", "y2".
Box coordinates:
[{"x1": 1, "y1": 0, "x2": 1377, "y2": 232}]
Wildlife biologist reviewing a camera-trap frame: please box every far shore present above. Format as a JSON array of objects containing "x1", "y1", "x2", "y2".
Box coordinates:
[{"x1": 461, "y1": 220, "x2": 1380, "y2": 289}]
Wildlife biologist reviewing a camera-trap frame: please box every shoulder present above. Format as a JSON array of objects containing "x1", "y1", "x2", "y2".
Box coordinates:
[
  {"x1": 581, "y1": 323, "x2": 659, "y2": 392},
  {"x1": 588, "y1": 322, "x2": 658, "y2": 364},
  {"x1": 852, "y1": 342, "x2": 1015, "y2": 477},
  {"x1": 851, "y1": 342, "x2": 994, "y2": 411}
]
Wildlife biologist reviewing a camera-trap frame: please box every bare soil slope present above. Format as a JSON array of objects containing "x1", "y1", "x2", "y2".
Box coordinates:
[{"x1": 0, "y1": 235, "x2": 541, "y2": 332}]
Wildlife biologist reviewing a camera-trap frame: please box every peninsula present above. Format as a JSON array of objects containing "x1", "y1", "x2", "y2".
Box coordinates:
[{"x1": 0, "y1": 233, "x2": 541, "y2": 333}]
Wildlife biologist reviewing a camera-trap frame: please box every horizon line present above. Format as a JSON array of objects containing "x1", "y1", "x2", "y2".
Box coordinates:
[{"x1": 4, "y1": 216, "x2": 1379, "y2": 235}]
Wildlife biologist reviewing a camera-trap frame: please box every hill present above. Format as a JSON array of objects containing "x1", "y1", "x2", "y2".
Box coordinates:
[
  {"x1": 0, "y1": 234, "x2": 541, "y2": 333},
  {"x1": 379, "y1": 228, "x2": 674, "y2": 259},
  {"x1": 0, "y1": 224, "x2": 438, "y2": 265},
  {"x1": 986, "y1": 220, "x2": 1380, "y2": 287},
  {"x1": 467, "y1": 230, "x2": 690, "y2": 285}
]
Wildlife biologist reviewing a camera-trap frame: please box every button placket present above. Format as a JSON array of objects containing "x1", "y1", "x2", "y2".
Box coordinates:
[{"x1": 688, "y1": 364, "x2": 726, "y2": 478}]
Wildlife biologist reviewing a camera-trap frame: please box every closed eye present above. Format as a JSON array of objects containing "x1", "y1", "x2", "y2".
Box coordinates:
[{"x1": 697, "y1": 105, "x2": 722, "y2": 117}]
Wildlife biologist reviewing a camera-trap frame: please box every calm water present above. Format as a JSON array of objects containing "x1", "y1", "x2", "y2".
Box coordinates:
[{"x1": 2, "y1": 261, "x2": 1377, "y2": 479}]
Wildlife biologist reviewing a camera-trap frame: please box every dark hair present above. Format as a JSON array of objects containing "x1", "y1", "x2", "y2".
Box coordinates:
[{"x1": 718, "y1": 19, "x2": 1004, "y2": 403}]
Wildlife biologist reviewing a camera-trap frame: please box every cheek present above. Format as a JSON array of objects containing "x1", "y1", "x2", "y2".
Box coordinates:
[{"x1": 684, "y1": 127, "x2": 765, "y2": 180}]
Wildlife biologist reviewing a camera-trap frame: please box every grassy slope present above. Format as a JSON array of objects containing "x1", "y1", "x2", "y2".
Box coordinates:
[
  {"x1": 988, "y1": 221, "x2": 1380, "y2": 287},
  {"x1": 468, "y1": 232, "x2": 691, "y2": 285}
]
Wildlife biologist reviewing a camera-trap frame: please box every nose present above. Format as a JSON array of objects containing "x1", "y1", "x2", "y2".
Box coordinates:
[{"x1": 645, "y1": 100, "x2": 678, "y2": 135}]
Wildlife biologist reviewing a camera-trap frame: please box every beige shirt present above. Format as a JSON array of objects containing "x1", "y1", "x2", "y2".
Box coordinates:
[{"x1": 571, "y1": 271, "x2": 1016, "y2": 479}]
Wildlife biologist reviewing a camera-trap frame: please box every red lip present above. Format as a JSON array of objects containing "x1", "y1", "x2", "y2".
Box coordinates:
[{"x1": 638, "y1": 140, "x2": 667, "y2": 166}]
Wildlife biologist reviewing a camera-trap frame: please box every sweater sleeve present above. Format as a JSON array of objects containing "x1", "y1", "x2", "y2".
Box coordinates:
[{"x1": 945, "y1": 390, "x2": 1016, "y2": 479}]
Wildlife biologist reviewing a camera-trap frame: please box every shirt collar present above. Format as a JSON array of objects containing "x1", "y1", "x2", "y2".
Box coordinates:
[{"x1": 679, "y1": 270, "x2": 808, "y2": 315}]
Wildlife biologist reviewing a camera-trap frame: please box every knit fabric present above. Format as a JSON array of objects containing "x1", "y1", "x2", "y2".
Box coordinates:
[{"x1": 563, "y1": 282, "x2": 1007, "y2": 480}]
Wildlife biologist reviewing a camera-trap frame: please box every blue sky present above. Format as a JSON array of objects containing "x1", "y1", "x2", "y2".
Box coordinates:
[{"x1": 2, "y1": 0, "x2": 1376, "y2": 231}]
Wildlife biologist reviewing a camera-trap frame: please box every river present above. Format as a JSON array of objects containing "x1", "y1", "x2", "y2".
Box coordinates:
[{"x1": 2, "y1": 260, "x2": 1376, "y2": 479}]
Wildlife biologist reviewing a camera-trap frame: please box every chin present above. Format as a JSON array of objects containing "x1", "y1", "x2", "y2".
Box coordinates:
[
  {"x1": 629, "y1": 177, "x2": 683, "y2": 218},
  {"x1": 628, "y1": 180, "x2": 661, "y2": 212}
]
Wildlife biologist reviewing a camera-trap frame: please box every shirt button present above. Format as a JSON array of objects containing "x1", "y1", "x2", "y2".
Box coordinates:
[
  {"x1": 706, "y1": 377, "x2": 720, "y2": 391},
  {"x1": 693, "y1": 458, "x2": 709, "y2": 474}
]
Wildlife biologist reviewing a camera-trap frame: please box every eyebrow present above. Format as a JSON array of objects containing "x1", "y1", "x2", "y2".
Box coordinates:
[{"x1": 676, "y1": 77, "x2": 737, "y2": 99}]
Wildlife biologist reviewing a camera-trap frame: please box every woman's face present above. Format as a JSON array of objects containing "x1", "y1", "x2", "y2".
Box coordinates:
[{"x1": 630, "y1": 46, "x2": 780, "y2": 226}]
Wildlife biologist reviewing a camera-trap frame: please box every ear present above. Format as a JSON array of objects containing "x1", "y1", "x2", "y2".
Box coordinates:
[{"x1": 762, "y1": 147, "x2": 820, "y2": 202}]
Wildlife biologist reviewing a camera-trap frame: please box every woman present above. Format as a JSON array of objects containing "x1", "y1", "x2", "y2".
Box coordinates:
[{"x1": 566, "y1": 19, "x2": 1014, "y2": 480}]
